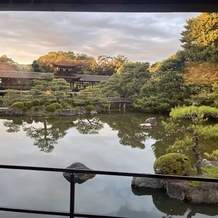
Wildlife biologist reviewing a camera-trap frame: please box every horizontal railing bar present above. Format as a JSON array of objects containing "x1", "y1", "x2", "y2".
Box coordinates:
[
  {"x1": 74, "y1": 213, "x2": 125, "y2": 218},
  {"x1": 0, "y1": 164, "x2": 217, "y2": 182},
  {"x1": 0, "y1": 207, "x2": 125, "y2": 218},
  {"x1": 0, "y1": 207, "x2": 69, "y2": 216}
]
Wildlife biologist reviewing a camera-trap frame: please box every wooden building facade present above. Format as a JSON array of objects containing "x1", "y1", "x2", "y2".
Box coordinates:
[{"x1": 0, "y1": 61, "x2": 110, "y2": 92}]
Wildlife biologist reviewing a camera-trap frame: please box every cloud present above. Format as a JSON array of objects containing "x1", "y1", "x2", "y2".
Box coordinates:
[{"x1": 0, "y1": 11, "x2": 199, "y2": 64}]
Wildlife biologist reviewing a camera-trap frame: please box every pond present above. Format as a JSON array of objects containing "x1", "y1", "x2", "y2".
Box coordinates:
[{"x1": 0, "y1": 112, "x2": 217, "y2": 218}]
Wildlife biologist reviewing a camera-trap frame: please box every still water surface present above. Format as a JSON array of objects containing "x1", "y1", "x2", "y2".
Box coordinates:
[{"x1": 0, "y1": 112, "x2": 217, "y2": 218}]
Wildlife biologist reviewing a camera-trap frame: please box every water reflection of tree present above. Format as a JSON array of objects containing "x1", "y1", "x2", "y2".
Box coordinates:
[
  {"x1": 4, "y1": 113, "x2": 213, "y2": 158},
  {"x1": 23, "y1": 117, "x2": 75, "y2": 152},
  {"x1": 146, "y1": 115, "x2": 175, "y2": 158},
  {"x1": 3, "y1": 120, "x2": 21, "y2": 132},
  {"x1": 100, "y1": 113, "x2": 150, "y2": 149},
  {"x1": 3, "y1": 117, "x2": 24, "y2": 132},
  {"x1": 100, "y1": 113, "x2": 190, "y2": 155},
  {"x1": 74, "y1": 116, "x2": 103, "y2": 134},
  {"x1": 2, "y1": 117, "x2": 76, "y2": 152}
]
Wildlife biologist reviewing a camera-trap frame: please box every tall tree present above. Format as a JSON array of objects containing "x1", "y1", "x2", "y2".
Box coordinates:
[
  {"x1": 96, "y1": 74, "x2": 123, "y2": 98},
  {"x1": 97, "y1": 62, "x2": 151, "y2": 99},
  {"x1": 133, "y1": 56, "x2": 190, "y2": 113},
  {"x1": 28, "y1": 73, "x2": 55, "y2": 105},
  {"x1": 0, "y1": 55, "x2": 14, "y2": 63},
  {"x1": 181, "y1": 13, "x2": 218, "y2": 49},
  {"x1": 73, "y1": 86, "x2": 109, "y2": 106},
  {"x1": 50, "y1": 78, "x2": 71, "y2": 103},
  {"x1": 97, "y1": 55, "x2": 116, "y2": 76},
  {"x1": 117, "y1": 62, "x2": 151, "y2": 98},
  {"x1": 35, "y1": 51, "x2": 98, "y2": 74},
  {"x1": 31, "y1": 60, "x2": 41, "y2": 72},
  {"x1": 180, "y1": 13, "x2": 218, "y2": 63},
  {"x1": 36, "y1": 51, "x2": 76, "y2": 72},
  {"x1": 97, "y1": 55, "x2": 128, "y2": 75}
]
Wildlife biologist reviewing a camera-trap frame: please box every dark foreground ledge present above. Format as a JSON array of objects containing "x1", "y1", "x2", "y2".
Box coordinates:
[{"x1": 0, "y1": 0, "x2": 218, "y2": 12}]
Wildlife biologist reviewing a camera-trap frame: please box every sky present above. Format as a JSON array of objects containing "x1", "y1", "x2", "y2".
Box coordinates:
[{"x1": 0, "y1": 11, "x2": 200, "y2": 65}]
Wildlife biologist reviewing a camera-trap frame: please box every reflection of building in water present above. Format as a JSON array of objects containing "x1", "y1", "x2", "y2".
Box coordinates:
[{"x1": 0, "y1": 61, "x2": 110, "y2": 94}]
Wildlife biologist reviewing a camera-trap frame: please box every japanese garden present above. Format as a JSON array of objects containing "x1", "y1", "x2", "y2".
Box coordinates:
[{"x1": 1, "y1": 12, "x2": 218, "y2": 217}]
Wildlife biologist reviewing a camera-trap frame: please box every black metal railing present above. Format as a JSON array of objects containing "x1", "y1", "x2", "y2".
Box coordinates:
[{"x1": 0, "y1": 164, "x2": 217, "y2": 218}]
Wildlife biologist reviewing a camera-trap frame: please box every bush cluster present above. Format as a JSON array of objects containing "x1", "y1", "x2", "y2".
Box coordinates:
[
  {"x1": 85, "y1": 104, "x2": 95, "y2": 111},
  {"x1": 11, "y1": 102, "x2": 27, "y2": 111},
  {"x1": 46, "y1": 103, "x2": 62, "y2": 113},
  {"x1": 32, "y1": 99, "x2": 40, "y2": 106},
  {"x1": 24, "y1": 101, "x2": 33, "y2": 109},
  {"x1": 11, "y1": 102, "x2": 24, "y2": 109},
  {"x1": 153, "y1": 153, "x2": 191, "y2": 176},
  {"x1": 61, "y1": 101, "x2": 71, "y2": 109}
]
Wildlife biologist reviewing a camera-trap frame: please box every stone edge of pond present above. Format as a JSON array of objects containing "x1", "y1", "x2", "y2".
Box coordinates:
[
  {"x1": 0, "y1": 107, "x2": 99, "y2": 116},
  {"x1": 131, "y1": 160, "x2": 218, "y2": 204}
]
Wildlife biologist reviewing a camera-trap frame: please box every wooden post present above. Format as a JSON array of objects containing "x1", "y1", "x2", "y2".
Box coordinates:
[
  {"x1": 123, "y1": 103, "x2": 126, "y2": 112},
  {"x1": 108, "y1": 103, "x2": 111, "y2": 113}
]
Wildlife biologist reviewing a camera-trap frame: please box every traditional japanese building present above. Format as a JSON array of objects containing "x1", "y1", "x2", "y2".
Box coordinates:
[
  {"x1": 0, "y1": 61, "x2": 110, "y2": 93},
  {"x1": 52, "y1": 59, "x2": 77, "y2": 75},
  {"x1": 52, "y1": 60, "x2": 110, "y2": 91},
  {"x1": 0, "y1": 62, "x2": 39, "y2": 91}
]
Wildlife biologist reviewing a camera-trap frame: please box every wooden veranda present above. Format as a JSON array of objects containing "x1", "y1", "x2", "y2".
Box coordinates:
[{"x1": 0, "y1": 62, "x2": 110, "y2": 92}]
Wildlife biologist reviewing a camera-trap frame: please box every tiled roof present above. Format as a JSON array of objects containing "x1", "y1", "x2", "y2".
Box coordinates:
[
  {"x1": 0, "y1": 62, "x2": 16, "y2": 71},
  {"x1": 0, "y1": 71, "x2": 110, "y2": 82},
  {"x1": 52, "y1": 60, "x2": 77, "y2": 67},
  {"x1": 0, "y1": 71, "x2": 40, "y2": 79}
]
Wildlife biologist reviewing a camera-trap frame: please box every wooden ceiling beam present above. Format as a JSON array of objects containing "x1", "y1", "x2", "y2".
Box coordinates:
[{"x1": 0, "y1": 0, "x2": 217, "y2": 12}]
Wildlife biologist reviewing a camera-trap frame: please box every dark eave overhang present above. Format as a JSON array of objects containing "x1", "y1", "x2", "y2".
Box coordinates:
[{"x1": 0, "y1": 0, "x2": 217, "y2": 12}]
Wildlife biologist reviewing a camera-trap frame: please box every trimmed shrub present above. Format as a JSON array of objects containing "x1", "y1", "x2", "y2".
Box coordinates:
[
  {"x1": 52, "y1": 103, "x2": 62, "y2": 109},
  {"x1": 24, "y1": 101, "x2": 33, "y2": 109},
  {"x1": 153, "y1": 153, "x2": 191, "y2": 176},
  {"x1": 85, "y1": 104, "x2": 95, "y2": 112},
  {"x1": 46, "y1": 104, "x2": 56, "y2": 113},
  {"x1": 11, "y1": 102, "x2": 24, "y2": 109},
  {"x1": 61, "y1": 101, "x2": 71, "y2": 109},
  {"x1": 32, "y1": 99, "x2": 40, "y2": 106},
  {"x1": 46, "y1": 103, "x2": 62, "y2": 113}
]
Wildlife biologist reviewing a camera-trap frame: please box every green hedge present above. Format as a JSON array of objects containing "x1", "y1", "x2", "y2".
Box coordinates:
[
  {"x1": 11, "y1": 102, "x2": 24, "y2": 109},
  {"x1": 85, "y1": 104, "x2": 95, "y2": 111},
  {"x1": 61, "y1": 101, "x2": 71, "y2": 109},
  {"x1": 153, "y1": 153, "x2": 191, "y2": 176},
  {"x1": 24, "y1": 101, "x2": 33, "y2": 109},
  {"x1": 46, "y1": 103, "x2": 62, "y2": 113},
  {"x1": 32, "y1": 99, "x2": 40, "y2": 106}
]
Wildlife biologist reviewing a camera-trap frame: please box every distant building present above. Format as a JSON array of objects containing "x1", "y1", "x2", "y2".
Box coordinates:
[
  {"x1": 52, "y1": 60, "x2": 110, "y2": 91},
  {"x1": 0, "y1": 60, "x2": 110, "y2": 93}
]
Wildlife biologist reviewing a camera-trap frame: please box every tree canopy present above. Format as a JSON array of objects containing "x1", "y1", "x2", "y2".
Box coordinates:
[
  {"x1": 163, "y1": 106, "x2": 218, "y2": 174},
  {"x1": 96, "y1": 62, "x2": 151, "y2": 99},
  {"x1": 180, "y1": 13, "x2": 218, "y2": 63},
  {"x1": 31, "y1": 51, "x2": 128, "y2": 75},
  {"x1": 34, "y1": 51, "x2": 96, "y2": 73},
  {"x1": 133, "y1": 55, "x2": 190, "y2": 113},
  {"x1": 3, "y1": 73, "x2": 72, "y2": 108},
  {"x1": 181, "y1": 13, "x2": 218, "y2": 49}
]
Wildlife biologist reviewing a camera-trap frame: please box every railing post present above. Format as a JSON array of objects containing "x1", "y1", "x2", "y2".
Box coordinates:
[{"x1": 70, "y1": 173, "x2": 75, "y2": 218}]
